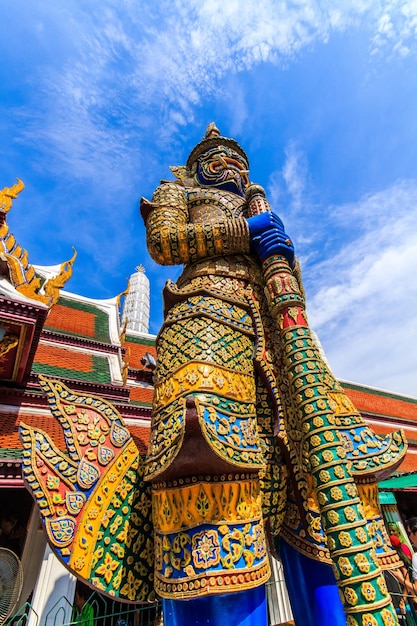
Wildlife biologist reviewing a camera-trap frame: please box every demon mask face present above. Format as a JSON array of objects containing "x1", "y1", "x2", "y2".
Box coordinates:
[{"x1": 194, "y1": 145, "x2": 249, "y2": 197}]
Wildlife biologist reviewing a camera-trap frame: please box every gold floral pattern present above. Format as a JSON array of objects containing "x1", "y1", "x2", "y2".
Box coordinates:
[
  {"x1": 344, "y1": 586, "x2": 358, "y2": 606},
  {"x1": 354, "y1": 553, "x2": 371, "y2": 574},
  {"x1": 327, "y1": 510, "x2": 339, "y2": 525},
  {"x1": 330, "y1": 487, "x2": 343, "y2": 501},
  {"x1": 361, "y1": 581, "x2": 376, "y2": 602},
  {"x1": 338, "y1": 556, "x2": 353, "y2": 577}
]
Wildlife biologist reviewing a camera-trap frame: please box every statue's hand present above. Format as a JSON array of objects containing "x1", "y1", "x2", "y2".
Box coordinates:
[
  {"x1": 247, "y1": 211, "x2": 275, "y2": 237},
  {"x1": 247, "y1": 212, "x2": 295, "y2": 266},
  {"x1": 256, "y1": 227, "x2": 295, "y2": 266}
]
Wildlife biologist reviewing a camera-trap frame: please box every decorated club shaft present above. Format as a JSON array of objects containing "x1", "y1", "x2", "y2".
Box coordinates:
[{"x1": 245, "y1": 187, "x2": 398, "y2": 626}]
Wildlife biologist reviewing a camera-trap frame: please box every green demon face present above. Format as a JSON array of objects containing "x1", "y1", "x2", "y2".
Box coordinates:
[{"x1": 194, "y1": 145, "x2": 250, "y2": 197}]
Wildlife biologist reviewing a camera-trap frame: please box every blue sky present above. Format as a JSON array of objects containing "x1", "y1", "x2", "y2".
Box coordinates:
[{"x1": 2, "y1": 1, "x2": 417, "y2": 396}]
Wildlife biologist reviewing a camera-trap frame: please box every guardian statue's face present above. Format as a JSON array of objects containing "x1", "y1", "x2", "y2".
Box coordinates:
[{"x1": 194, "y1": 145, "x2": 249, "y2": 197}]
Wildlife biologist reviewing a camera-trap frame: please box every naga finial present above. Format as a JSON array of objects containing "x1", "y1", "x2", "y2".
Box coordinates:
[
  {"x1": 116, "y1": 278, "x2": 131, "y2": 309},
  {"x1": 42, "y1": 247, "x2": 77, "y2": 307},
  {"x1": 0, "y1": 178, "x2": 25, "y2": 214},
  {"x1": 120, "y1": 316, "x2": 128, "y2": 346}
]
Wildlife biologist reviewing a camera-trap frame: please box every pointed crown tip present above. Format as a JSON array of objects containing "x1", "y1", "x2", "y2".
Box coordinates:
[{"x1": 205, "y1": 123, "x2": 221, "y2": 139}]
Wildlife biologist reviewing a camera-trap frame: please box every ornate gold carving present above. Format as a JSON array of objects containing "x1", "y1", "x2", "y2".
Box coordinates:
[
  {"x1": 43, "y1": 247, "x2": 77, "y2": 306},
  {"x1": 121, "y1": 346, "x2": 130, "y2": 386},
  {"x1": 0, "y1": 178, "x2": 24, "y2": 214},
  {"x1": 0, "y1": 330, "x2": 19, "y2": 358},
  {"x1": 152, "y1": 475, "x2": 262, "y2": 533},
  {"x1": 153, "y1": 362, "x2": 256, "y2": 410},
  {"x1": 0, "y1": 179, "x2": 76, "y2": 307},
  {"x1": 116, "y1": 278, "x2": 130, "y2": 310},
  {"x1": 20, "y1": 376, "x2": 154, "y2": 602}
]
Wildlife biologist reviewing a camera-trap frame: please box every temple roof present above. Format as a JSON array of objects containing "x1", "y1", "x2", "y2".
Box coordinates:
[
  {"x1": 342, "y1": 381, "x2": 417, "y2": 474},
  {"x1": 44, "y1": 292, "x2": 122, "y2": 344},
  {"x1": 32, "y1": 342, "x2": 113, "y2": 384},
  {"x1": 342, "y1": 381, "x2": 417, "y2": 421}
]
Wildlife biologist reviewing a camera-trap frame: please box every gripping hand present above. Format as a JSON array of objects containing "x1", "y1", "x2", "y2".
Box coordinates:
[{"x1": 247, "y1": 212, "x2": 295, "y2": 266}]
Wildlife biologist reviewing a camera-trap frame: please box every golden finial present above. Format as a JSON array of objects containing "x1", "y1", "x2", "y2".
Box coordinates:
[
  {"x1": 43, "y1": 247, "x2": 77, "y2": 307},
  {"x1": 136, "y1": 264, "x2": 145, "y2": 273},
  {"x1": 116, "y1": 278, "x2": 130, "y2": 309},
  {"x1": 121, "y1": 346, "x2": 131, "y2": 386},
  {"x1": 120, "y1": 317, "x2": 128, "y2": 345},
  {"x1": 0, "y1": 178, "x2": 24, "y2": 214}
]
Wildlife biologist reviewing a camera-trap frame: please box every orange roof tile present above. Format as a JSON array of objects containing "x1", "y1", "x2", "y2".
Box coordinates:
[
  {"x1": 396, "y1": 452, "x2": 417, "y2": 473},
  {"x1": 344, "y1": 386, "x2": 417, "y2": 421},
  {"x1": 129, "y1": 386, "x2": 154, "y2": 404},
  {"x1": 366, "y1": 420, "x2": 417, "y2": 443},
  {"x1": 130, "y1": 425, "x2": 150, "y2": 455},
  {"x1": 125, "y1": 340, "x2": 156, "y2": 369},
  {"x1": 1, "y1": 412, "x2": 66, "y2": 451},
  {"x1": 35, "y1": 343, "x2": 93, "y2": 372},
  {"x1": 47, "y1": 304, "x2": 96, "y2": 337},
  {"x1": 32, "y1": 342, "x2": 112, "y2": 383}
]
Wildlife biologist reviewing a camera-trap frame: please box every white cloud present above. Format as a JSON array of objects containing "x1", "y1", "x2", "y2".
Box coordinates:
[
  {"x1": 13, "y1": 0, "x2": 417, "y2": 183},
  {"x1": 306, "y1": 181, "x2": 417, "y2": 396},
  {"x1": 282, "y1": 141, "x2": 308, "y2": 210},
  {"x1": 267, "y1": 141, "x2": 316, "y2": 249},
  {"x1": 371, "y1": 1, "x2": 417, "y2": 58}
]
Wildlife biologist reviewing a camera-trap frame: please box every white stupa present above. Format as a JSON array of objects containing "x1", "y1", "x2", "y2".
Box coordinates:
[{"x1": 121, "y1": 265, "x2": 150, "y2": 334}]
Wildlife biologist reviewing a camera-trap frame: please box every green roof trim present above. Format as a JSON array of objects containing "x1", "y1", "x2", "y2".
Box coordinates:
[
  {"x1": 342, "y1": 381, "x2": 417, "y2": 405},
  {"x1": 129, "y1": 400, "x2": 153, "y2": 407},
  {"x1": 379, "y1": 473, "x2": 417, "y2": 490},
  {"x1": 0, "y1": 448, "x2": 22, "y2": 460},
  {"x1": 379, "y1": 491, "x2": 397, "y2": 505},
  {"x1": 45, "y1": 296, "x2": 111, "y2": 343},
  {"x1": 32, "y1": 354, "x2": 112, "y2": 384},
  {"x1": 126, "y1": 334, "x2": 155, "y2": 346}
]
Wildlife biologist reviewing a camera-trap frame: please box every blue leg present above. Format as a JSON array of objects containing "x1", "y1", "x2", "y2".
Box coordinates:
[
  {"x1": 162, "y1": 585, "x2": 267, "y2": 626},
  {"x1": 280, "y1": 539, "x2": 346, "y2": 626}
]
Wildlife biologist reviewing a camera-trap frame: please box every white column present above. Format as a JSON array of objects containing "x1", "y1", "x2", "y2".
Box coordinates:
[
  {"x1": 19, "y1": 508, "x2": 47, "y2": 610},
  {"x1": 267, "y1": 558, "x2": 294, "y2": 625},
  {"x1": 27, "y1": 544, "x2": 76, "y2": 626}
]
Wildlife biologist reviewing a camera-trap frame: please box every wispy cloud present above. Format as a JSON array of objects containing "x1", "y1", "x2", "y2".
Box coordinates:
[
  {"x1": 269, "y1": 140, "x2": 309, "y2": 212},
  {"x1": 11, "y1": 1, "x2": 417, "y2": 181},
  {"x1": 306, "y1": 180, "x2": 417, "y2": 395},
  {"x1": 371, "y1": 1, "x2": 417, "y2": 58}
]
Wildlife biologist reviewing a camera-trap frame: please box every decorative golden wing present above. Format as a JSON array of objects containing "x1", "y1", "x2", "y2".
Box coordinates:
[{"x1": 19, "y1": 375, "x2": 154, "y2": 602}]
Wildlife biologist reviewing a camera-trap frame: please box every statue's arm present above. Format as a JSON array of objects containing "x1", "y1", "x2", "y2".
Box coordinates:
[{"x1": 141, "y1": 181, "x2": 250, "y2": 266}]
